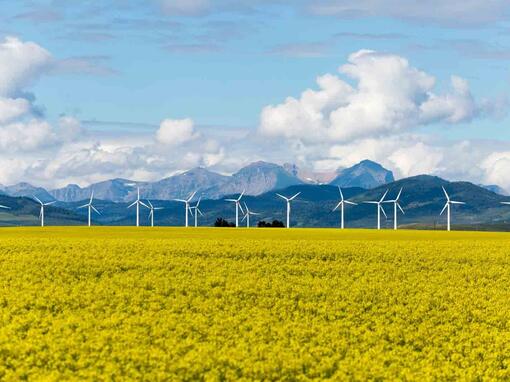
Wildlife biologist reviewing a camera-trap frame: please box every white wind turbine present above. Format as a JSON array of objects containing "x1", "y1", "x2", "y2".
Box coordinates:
[
  {"x1": 440, "y1": 186, "x2": 465, "y2": 231},
  {"x1": 128, "y1": 188, "x2": 148, "y2": 227},
  {"x1": 276, "y1": 192, "x2": 301, "y2": 228},
  {"x1": 364, "y1": 190, "x2": 388, "y2": 230},
  {"x1": 383, "y1": 188, "x2": 404, "y2": 230},
  {"x1": 332, "y1": 187, "x2": 357, "y2": 229},
  {"x1": 33, "y1": 196, "x2": 55, "y2": 227},
  {"x1": 174, "y1": 191, "x2": 197, "y2": 227},
  {"x1": 189, "y1": 197, "x2": 203, "y2": 227},
  {"x1": 78, "y1": 191, "x2": 100, "y2": 227},
  {"x1": 146, "y1": 200, "x2": 163, "y2": 227},
  {"x1": 241, "y1": 202, "x2": 260, "y2": 228},
  {"x1": 225, "y1": 190, "x2": 245, "y2": 227}
]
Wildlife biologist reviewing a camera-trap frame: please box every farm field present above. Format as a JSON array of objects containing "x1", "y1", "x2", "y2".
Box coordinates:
[{"x1": 1, "y1": 227, "x2": 510, "y2": 380}]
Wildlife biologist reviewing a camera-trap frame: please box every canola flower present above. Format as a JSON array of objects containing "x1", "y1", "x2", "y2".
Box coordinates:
[{"x1": 0, "y1": 227, "x2": 509, "y2": 380}]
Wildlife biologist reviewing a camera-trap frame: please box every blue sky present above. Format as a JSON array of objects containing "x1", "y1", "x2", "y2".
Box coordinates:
[{"x1": 1, "y1": 1, "x2": 510, "y2": 190}]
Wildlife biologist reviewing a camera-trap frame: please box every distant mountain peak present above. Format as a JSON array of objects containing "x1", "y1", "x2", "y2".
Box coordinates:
[{"x1": 330, "y1": 160, "x2": 394, "y2": 189}]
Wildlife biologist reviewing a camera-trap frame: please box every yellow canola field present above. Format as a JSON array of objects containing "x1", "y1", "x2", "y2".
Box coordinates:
[{"x1": 1, "y1": 227, "x2": 510, "y2": 380}]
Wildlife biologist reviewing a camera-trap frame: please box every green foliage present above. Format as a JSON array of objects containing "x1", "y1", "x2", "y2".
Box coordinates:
[{"x1": 0, "y1": 227, "x2": 510, "y2": 380}]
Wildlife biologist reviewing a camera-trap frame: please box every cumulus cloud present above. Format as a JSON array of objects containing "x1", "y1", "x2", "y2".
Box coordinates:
[
  {"x1": 0, "y1": 36, "x2": 52, "y2": 97},
  {"x1": 481, "y1": 152, "x2": 510, "y2": 191},
  {"x1": 0, "y1": 119, "x2": 57, "y2": 152},
  {"x1": 0, "y1": 98, "x2": 31, "y2": 124},
  {"x1": 156, "y1": 118, "x2": 199, "y2": 145},
  {"x1": 259, "y1": 50, "x2": 485, "y2": 143}
]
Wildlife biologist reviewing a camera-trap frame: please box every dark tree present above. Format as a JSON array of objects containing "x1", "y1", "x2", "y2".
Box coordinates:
[
  {"x1": 214, "y1": 218, "x2": 235, "y2": 227},
  {"x1": 257, "y1": 220, "x2": 285, "y2": 228}
]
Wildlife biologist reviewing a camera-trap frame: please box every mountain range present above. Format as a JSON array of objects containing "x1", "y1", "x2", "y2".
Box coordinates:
[
  {"x1": 0, "y1": 173, "x2": 509, "y2": 229},
  {"x1": 0, "y1": 160, "x2": 396, "y2": 203}
]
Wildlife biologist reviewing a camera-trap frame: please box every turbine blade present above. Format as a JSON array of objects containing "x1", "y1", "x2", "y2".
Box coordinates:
[
  {"x1": 238, "y1": 189, "x2": 245, "y2": 200},
  {"x1": 174, "y1": 199, "x2": 187, "y2": 203},
  {"x1": 139, "y1": 201, "x2": 149, "y2": 209},
  {"x1": 289, "y1": 192, "x2": 301, "y2": 201},
  {"x1": 197, "y1": 208, "x2": 203, "y2": 216},
  {"x1": 44, "y1": 201, "x2": 56, "y2": 206},
  {"x1": 339, "y1": 187, "x2": 344, "y2": 201},
  {"x1": 332, "y1": 201, "x2": 342, "y2": 211},
  {"x1": 379, "y1": 205, "x2": 387, "y2": 218},
  {"x1": 127, "y1": 201, "x2": 137, "y2": 208},
  {"x1": 397, "y1": 203, "x2": 405, "y2": 215},
  {"x1": 77, "y1": 204, "x2": 88, "y2": 209},
  {"x1": 187, "y1": 191, "x2": 197, "y2": 202},
  {"x1": 396, "y1": 188, "x2": 403, "y2": 201},
  {"x1": 364, "y1": 201, "x2": 378, "y2": 204},
  {"x1": 148, "y1": 200, "x2": 153, "y2": 209},
  {"x1": 442, "y1": 186, "x2": 450, "y2": 201},
  {"x1": 276, "y1": 193, "x2": 288, "y2": 201},
  {"x1": 91, "y1": 205, "x2": 100, "y2": 215},
  {"x1": 501, "y1": 202, "x2": 510, "y2": 205},
  {"x1": 440, "y1": 203, "x2": 448, "y2": 215},
  {"x1": 241, "y1": 214, "x2": 247, "y2": 222},
  {"x1": 225, "y1": 199, "x2": 236, "y2": 202},
  {"x1": 239, "y1": 203, "x2": 245, "y2": 215},
  {"x1": 379, "y1": 189, "x2": 389, "y2": 203},
  {"x1": 345, "y1": 201, "x2": 357, "y2": 205},
  {"x1": 0, "y1": 205, "x2": 9, "y2": 209},
  {"x1": 196, "y1": 196, "x2": 201, "y2": 207},
  {"x1": 33, "y1": 195, "x2": 42, "y2": 205},
  {"x1": 450, "y1": 201, "x2": 465, "y2": 205}
]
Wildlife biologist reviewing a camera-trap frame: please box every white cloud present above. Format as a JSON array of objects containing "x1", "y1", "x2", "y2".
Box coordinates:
[
  {"x1": 481, "y1": 152, "x2": 510, "y2": 191},
  {"x1": 260, "y1": 50, "x2": 485, "y2": 143},
  {"x1": 156, "y1": 118, "x2": 199, "y2": 145},
  {"x1": 0, "y1": 97, "x2": 31, "y2": 124},
  {"x1": 0, "y1": 119, "x2": 57, "y2": 152},
  {"x1": 0, "y1": 36, "x2": 52, "y2": 97}
]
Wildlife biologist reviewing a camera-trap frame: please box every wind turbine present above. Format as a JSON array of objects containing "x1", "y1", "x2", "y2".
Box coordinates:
[
  {"x1": 174, "y1": 191, "x2": 197, "y2": 227},
  {"x1": 364, "y1": 190, "x2": 388, "y2": 230},
  {"x1": 33, "y1": 196, "x2": 55, "y2": 227},
  {"x1": 383, "y1": 188, "x2": 404, "y2": 230},
  {"x1": 128, "y1": 188, "x2": 148, "y2": 227},
  {"x1": 146, "y1": 200, "x2": 163, "y2": 227},
  {"x1": 332, "y1": 187, "x2": 357, "y2": 229},
  {"x1": 189, "y1": 197, "x2": 203, "y2": 227},
  {"x1": 276, "y1": 192, "x2": 301, "y2": 228},
  {"x1": 225, "y1": 190, "x2": 245, "y2": 227},
  {"x1": 440, "y1": 186, "x2": 465, "y2": 231},
  {"x1": 78, "y1": 191, "x2": 100, "y2": 227},
  {"x1": 241, "y1": 202, "x2": 260, "y2": 228}
]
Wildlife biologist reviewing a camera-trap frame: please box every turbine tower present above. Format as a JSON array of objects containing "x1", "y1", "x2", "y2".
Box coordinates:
[
  {"x1": 189, "y1": 197, "x2": 203, "y2": 227},
  {"x1": 440, "y1": 186, "x2": 465, "y2": 231},
  {"x1": 174, "y1": 191, "x2": 197, "y2": 227},
  {"x1": 78, "y1": 191, "x2": 100, "y2": 227},
  {"x1": 365, "y1": 190, "x2": 389, "y2": 230},
  {"x1": 33, "y1": 196, "x2": 55, "y2": 227},
  {"x1": 332, "y1": 187, "x2": 357, "y2": 229},
  {"x1": 128, "y1": 188, "x2": 148, "y2": 227},
  {"x1": 225, "y1": 190, "x2": 245, "y2": 227},
  {"x1": 241, "y1": 202, "x2": 260, "y2": 228},
  {"x1": 276, "y1": 192, "x2": 301, "y2": 228},
  {"x1": 383, "y1": 188, "x2": 404, "y2": 230},
  {"x1": 146, "y1": 200, "x2": 163, "y2": 227}
]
